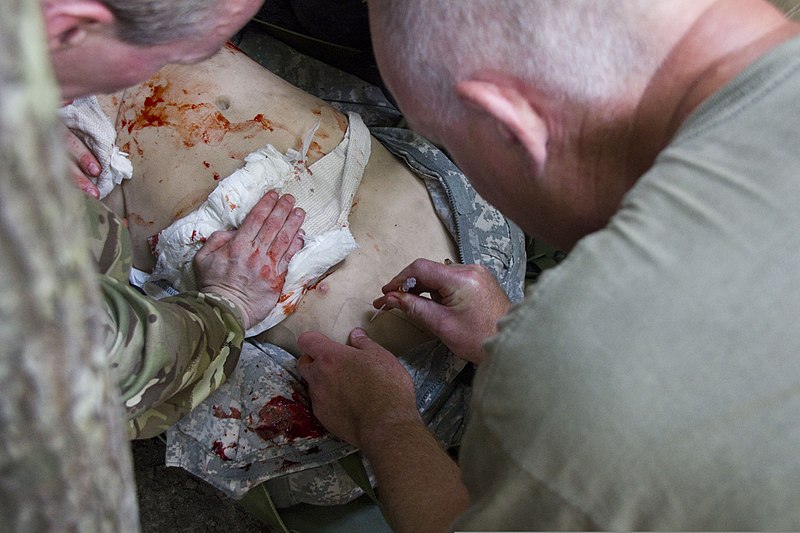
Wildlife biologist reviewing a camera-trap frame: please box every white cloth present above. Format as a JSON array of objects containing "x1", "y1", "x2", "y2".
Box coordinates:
[
  {"x1": 149, "y1": 112, "x2": 371, "y2": 336},
  {"x1": 58, "y1": 96, "x2": 133, "y2": 199}
]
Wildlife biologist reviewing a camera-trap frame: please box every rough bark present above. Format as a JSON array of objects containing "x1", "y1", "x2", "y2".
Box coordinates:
[{"x1": 0, "y1": 1, "x2": 139, "y2": 531}]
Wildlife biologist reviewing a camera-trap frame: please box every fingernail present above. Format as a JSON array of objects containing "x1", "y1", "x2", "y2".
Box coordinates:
[
  {"x1": 268, "y1": 190, "x2": 279, "y2": 199},
  {"x1": 88, "y1": 162, "x2": 101, "y2": 176},
  {"x1": 351, "y1": 327, "x2": 366, "y2": 338},
  {"x1": 284, "y1": 194, "x2": 295, "y2": 204},
  {"x1": 293, "y1": 207, "x2": 305, "y2": 217}
]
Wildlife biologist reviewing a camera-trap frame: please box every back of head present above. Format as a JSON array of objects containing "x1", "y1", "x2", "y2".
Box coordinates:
[
  {"x1": 370, "y1": 0, "x2": 669, "y2": 127},
  {"x1": 101, "y1": 0, "x2": 217, "y2": 45}
]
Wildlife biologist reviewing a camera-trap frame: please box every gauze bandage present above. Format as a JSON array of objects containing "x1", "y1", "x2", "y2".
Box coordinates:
[
  {"x1": 58, "y1": 96, "x2": 133, "y2": 199},
  {"x1": 149, "y1": 112, "x2": 371, "y2": 336}
]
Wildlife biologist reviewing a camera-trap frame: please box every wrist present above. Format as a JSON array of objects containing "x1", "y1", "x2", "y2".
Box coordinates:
[
  {"x1": 356, "y1": 413, "x2": 427, "y2": 454},
  {"x1": 201, "y1": 287, "x2": 252, "y2": 330}
]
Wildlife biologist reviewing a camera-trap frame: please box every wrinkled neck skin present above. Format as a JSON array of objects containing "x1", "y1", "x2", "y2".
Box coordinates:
[
  {"x1": 535, "y1": 95, "x2": 643, "y2": 250},
  {"x1": 627, "y1": 0, "x2": 800, "y2": 182},
  {"x1": 549, "y1": 0, "x2": 800, "y2": 250}
]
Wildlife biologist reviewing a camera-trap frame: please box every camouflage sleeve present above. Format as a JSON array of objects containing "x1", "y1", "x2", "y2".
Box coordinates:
[{"x1": 83, "y1": 195, "x2": 245, "y2": 439}]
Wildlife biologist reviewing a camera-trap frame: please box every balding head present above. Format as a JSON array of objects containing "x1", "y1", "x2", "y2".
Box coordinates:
[
  {"x1": 42, "y1": 0, "x2": 263, "y2": 99},
  {"x1": 368, "y1": 0, "x2": 767, "y2": 248},
  {"x1": 369, "y1": 1, "x2": 676, "y2": 135},
  {"x1": 99, "y1": 0, "x2": 218, "y2": 45}
]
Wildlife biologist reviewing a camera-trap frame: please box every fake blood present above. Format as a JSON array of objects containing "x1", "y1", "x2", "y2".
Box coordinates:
[
  {"x1": 250, "y1": 392, "x2": 324, "y2": 442},
  {"x1": 124, "y1": 79, "x2": 276, "y2": 147},
  {"x1": 212, "y1": 405, "x2": 242, "y2": 420},
  {"x1": 147, "y1": 233, "x2": 159, "y2": 256},
  {"x1": 211, "y1": 440, "x2": 235, "y2": 461},
  {"x1": 252, "y1": 114, "x2": 275, "y2": 131}
]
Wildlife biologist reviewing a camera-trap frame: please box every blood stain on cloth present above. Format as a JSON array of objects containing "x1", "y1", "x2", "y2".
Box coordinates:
[
  {"x1": 306, "y1": 270, "x2": 333, "y2": 292},
  {"x1": 212, "y1": 405, "x2": 242, "y2": 420},
  {"x1": 279, "y1": 459, "x2": 300, "y2": 471},
  {"x1": 147, "y1": 234, "x2": 159, "y2": 256},
  {"x1": 211, "y1": 440, "x2": 237, "y2": 461},
  {"x1": 248, "y1": 392, "x2": 325, "y2": 442},
  {"x1": 224, "y1": 194, "x2": 238, "y2": 211},
  {"x1": 277, "y1": 291, "x2": 293, "y2": 304},
  {"x1": 308, "y1": 140, "x2": 324, "y2": 158},
  {"x1": 281, "y1": 295, "x2": 301, "y2": 316}
]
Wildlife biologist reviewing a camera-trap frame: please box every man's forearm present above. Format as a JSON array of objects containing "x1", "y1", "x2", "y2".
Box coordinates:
[
  {"x1": 100, "y1": 276, "x2": 244, "y2": 438},
  {"x1": 360, "y1": 419, "x2": 469, "y2": 533}
]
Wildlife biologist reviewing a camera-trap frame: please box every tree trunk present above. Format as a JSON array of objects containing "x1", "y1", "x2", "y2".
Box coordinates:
[{"x1": 0, "y1": 1, "x2": 139, "y2": 531}]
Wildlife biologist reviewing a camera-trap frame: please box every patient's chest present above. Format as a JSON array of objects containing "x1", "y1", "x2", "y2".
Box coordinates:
[
  {"x1": 99, "y1": 48, "x2": 456, "y2": 356},
  {"x1": 259, "y1": 138, "x2": 456, "y2": 356}
]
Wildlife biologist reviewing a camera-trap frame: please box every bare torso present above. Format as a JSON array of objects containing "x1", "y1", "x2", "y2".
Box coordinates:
[{"x1": 98, "y1": 45, "x2": 456, "y2": 356}]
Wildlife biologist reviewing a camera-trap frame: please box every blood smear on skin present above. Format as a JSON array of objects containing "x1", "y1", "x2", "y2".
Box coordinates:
[{"x1": 123, "y1": 80, "x2": 276, "y2": 148}]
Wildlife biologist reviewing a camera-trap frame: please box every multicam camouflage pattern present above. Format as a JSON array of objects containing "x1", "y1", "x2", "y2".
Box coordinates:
[
  {"x1": 83, "y1": 197, "x2": 245, "y2": 439},
  {"x1": 164, "y1": 131, "x2": 526, "y2": 506}
]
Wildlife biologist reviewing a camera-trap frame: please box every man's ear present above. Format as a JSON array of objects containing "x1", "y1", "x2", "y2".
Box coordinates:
[
  {"x1": 455, "y1": 79, "x2": 548, "y2": 173},
  {"x1": 42, "y1": 0, "x2": 115, "y2": 50}
]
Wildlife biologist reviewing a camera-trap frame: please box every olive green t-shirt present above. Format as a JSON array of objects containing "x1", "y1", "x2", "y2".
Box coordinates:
[{"x1": 457, "y1": 35, "x2": 800, "y2": 530}]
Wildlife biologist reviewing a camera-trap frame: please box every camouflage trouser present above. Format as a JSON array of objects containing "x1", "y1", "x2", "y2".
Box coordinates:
[{"x1": 165, "y1": 130, "x2": 526, "y2": 506}]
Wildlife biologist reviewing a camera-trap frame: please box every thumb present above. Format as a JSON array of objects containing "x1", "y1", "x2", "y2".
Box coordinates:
[
  {"x1": 195, "y1": 229, "x2": 234, "y2": 261},
  {"x1": 392, "y1": 292, "x2": 447, "y2": 335},
  {"x1": 348, "y1": 327, "x2": 380, "y2": 350},
  {"x1": 297, "y1": 330, "x2": 333, "y2": 355}
]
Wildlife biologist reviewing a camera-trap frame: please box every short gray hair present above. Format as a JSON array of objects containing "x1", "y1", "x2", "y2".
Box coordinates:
[
  {"x1": 101, "y1": 0, "x2": 219, "y2": 45},
  {"x1": 370, "y1": 0, "x2": 661, "y2": 127}
]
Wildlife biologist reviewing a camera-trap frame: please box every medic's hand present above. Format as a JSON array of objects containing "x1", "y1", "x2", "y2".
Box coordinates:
[
  {"x1": 297, "y1": 328, "x2": 420, "y2": 448},
  {"x1": 61, "y1": 123, "x2": 101, "y2": 199},
  {"x1": 373, "y1": 258, "x2": 511, "y2": 364},
  {"x1": 194, "y1": 191, "x2": 305, "y2": 331}
]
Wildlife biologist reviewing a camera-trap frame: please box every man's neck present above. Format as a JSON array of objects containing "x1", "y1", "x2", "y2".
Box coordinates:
[{"x1": 627, "y1": 0, "x2": 800, "y2": 181}]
